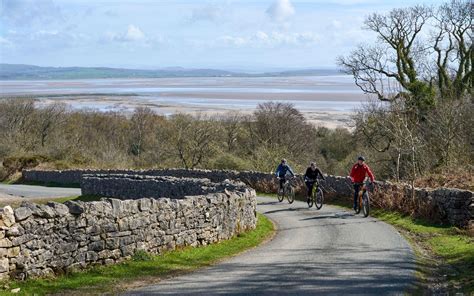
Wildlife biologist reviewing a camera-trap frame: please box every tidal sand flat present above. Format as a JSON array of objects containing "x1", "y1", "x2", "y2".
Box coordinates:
[{"x1": 0, "y1": 75, "x2": 367, "y2": 128}]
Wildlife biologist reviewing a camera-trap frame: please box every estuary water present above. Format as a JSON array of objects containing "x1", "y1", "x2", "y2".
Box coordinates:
[{"x1": 0, "y1": 75, "x2": 368, "y2": 128}]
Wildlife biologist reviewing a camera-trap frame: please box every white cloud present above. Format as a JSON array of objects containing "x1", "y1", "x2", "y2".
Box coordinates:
[
  {"x1": 266, "y1": 0, "x2": 295, "y2": 23},
  {"x1": 105, "y1": 25, "x2": 146, "y2": 42},
  {"x1": 220, "y1": 31, "x2": 319, "y2": 47},
  {"x1": 323, "y1": 18, "x2": 370, "y2": 47},
  {"x1": 125, "y1": 25, "x2": 145, "y2": 41},
  {"x1": 35, "y1": 30, "x2": 60, "y2": 37},
  {"x1": 221, "y1": 36, "x2": 247, "y2": 46},
  {"x1": 0, "y1": 0, "x2": 63, "y2": 26},
  {"x1": 0, "y1": 37, "x2": 14, "y2": 47},
  {"x1": 331, "y1": 20, "x2": 343, "y2": 29},
  {"x1": 1, "y1": 29, "x2": 87, "y2": 53},
  {"x1": 190, "y1": 3, "x2": 225, "y2": 23}
]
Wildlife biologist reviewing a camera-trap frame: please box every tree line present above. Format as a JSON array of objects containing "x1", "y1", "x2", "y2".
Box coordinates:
[
  {"x1": 0, "y1": 99, "x2": 357, "y2": 178},
  {"x1": 0, "y1": 95, "x2": 471, "y2": 190}
]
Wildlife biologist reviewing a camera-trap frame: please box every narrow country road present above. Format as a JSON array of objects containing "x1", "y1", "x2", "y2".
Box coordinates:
[
  {"x1": 126, "y1": 196, "x2": 416, "y2": 295},
  {"x1": 0, "y1": 184, "x2": 81, "y2": 199}
]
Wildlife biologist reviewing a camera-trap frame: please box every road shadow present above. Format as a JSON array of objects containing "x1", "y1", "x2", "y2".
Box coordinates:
[
  {"x1": 263, "y1": 207, "x2": 310, "y2": 215},
  {"x1": 125, "y1": 249, "x2": 417, "y2": 295},
  {"x1": 300, "y1": 211, "x2": 354, "y2": 221},
  {"x1": 257, "y1": 201, "x2": 280, "y2": 206}
]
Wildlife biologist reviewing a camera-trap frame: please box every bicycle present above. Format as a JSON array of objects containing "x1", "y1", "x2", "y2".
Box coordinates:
[
  {"x1": 354, "y1": 179, "x2": 371, "y2": 217},
  {"x1": 277, "y1": 176, "x2": 295, "y2": 204},
  {"x1": 307, "y1": 179, "x2": 324, "y2": 209}
]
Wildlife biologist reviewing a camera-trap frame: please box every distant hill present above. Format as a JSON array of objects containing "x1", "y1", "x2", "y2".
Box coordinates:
[{"x1": 0, "y1": 64, "x2": 342, "y2": 80}]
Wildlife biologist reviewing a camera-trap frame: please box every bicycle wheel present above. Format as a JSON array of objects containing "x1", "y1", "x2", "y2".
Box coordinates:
[
  {"x1": 362, "y1": 192, "x2": 370, "y2": 217},
  {"x1": 307, "y1": 194, "x2": 314, "y2": 208},
  {"x1": 287, "y1": 186, "x2": 295, "y2": 204},
  {"x1": 315, "y1": 188, "x2": 323, "y2": 210},
  {"x1": 277, "y1": 188, "x2": 284, "y2": 202},
  {"x1": 355, "y1": 194, "x2": 361, "y2": 214}
]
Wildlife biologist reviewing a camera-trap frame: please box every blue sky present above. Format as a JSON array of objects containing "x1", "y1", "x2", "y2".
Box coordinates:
[{"x1": 0, "y1": 0, "x2": 444, "y2": 71}]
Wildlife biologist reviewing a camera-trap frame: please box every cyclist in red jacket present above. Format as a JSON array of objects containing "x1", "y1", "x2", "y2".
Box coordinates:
[{"x1": 349, "y1": 156, "x2": 375, "y2": 210}]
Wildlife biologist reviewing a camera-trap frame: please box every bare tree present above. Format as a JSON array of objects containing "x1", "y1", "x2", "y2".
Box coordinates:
[
  {"x1": 353, "y1": 99, "x2": 424, "y2": 183},
  {"x1": 220, "y1": 112, "x2": 246, "y2": 152},
  {"x1": 433, "y1": 0, "x2": 473, "y2": 99},
  {"x1": 252, "y1": 102, "x2": 313, "y2": 153},
  {"x1": 338, "y1": 1, "x2": 472, "y2": 111},
  {"x1": 129, "y1": 107, "x2": 156, "y2": 158},
  {"x1": 0, "y1": 98, "x2": 37, "y2": 151},
  {"x1": 169, "y1": 114, "x2": 217, "y2": 169},
  {"x1": 422, "y1": 98, "x2": 472, "y2": 167},
  {"x1": 35, "y1": 103, "x2": 67, "y2": 147}
]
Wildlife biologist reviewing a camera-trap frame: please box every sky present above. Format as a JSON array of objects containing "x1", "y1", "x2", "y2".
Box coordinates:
[{"x1": 0, "y1": 0, "x2": 445, "y2": 71}]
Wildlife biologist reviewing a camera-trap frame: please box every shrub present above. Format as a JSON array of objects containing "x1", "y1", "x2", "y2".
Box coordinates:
[
  {"x1": 2, "y1": 155, "x2": 49, "y2": 174},
  {"x1": 0, "y1": 164, "x2": 8, "y2": 181},
  {"x1": 211, "y1": 153, "x2": 250, "y2": 171}
]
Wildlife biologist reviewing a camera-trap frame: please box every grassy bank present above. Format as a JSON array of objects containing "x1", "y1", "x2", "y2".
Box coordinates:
[{"x1": 0, "y1": 213, "x2": 274, "y2": 295}]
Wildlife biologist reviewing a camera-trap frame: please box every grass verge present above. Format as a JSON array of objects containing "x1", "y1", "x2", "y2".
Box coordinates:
[
  {"x1": 326, "y1": 197, "x2": 473, "y2": 294},
  {"x1": 0, "y1": 213, "x2": 274, "y2": 295}
]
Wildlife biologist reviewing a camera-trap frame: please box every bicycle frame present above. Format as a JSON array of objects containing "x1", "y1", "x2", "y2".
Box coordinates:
[
  {"x1": 357, "y1": 182, "x2": 367, "y2": 198},
  {"x1": 311, "y1": 180, "x2": 320, "y2": 195},
  {"x1": 309, "y1": 179, "x2": 323, "y2": 209},
  {"x1": 282, "y1": 175, "x2": 295, "y2": 188},
  {"x1": 277, "y1": 176, "x2": 295, "y2": 204},
  {"x1": 355, "y1": 179, "x2": 371, "y2": 217}
]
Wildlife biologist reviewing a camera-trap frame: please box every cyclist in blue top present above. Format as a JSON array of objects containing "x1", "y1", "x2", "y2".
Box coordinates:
[{"x1": 275, "y1": 159, "x2": 295, "y2": 193}]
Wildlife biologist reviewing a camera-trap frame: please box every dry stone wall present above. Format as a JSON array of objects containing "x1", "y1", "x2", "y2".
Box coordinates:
[
  {"x1": 80, "y1": 174, "x2": 251, "y2": 200},
  {"x1": 23, "y1": 169, "x2": 474, "y2": 228},
  {"x1": 0, "y1": 177, "x2": 257, "y2": 280},
  {"x1": 23, "y1": 168, "x2": 274, "y2": 187},
  {"x1": 316, "y1": 176, "x2": 473, "y2": 228}
]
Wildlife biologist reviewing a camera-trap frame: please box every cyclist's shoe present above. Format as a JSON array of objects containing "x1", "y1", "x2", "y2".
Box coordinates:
[{"x1": 306, "y1": 197, "x2": 311, "y2": 206}]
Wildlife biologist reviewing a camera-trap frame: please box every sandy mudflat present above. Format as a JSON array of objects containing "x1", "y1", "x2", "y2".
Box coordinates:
[
  {"x1": 1, "y1": 76, "x2": 368, "y2": 129},
  {"x1": 155, "y1": 91, "x2": 364, "y2": 101}
]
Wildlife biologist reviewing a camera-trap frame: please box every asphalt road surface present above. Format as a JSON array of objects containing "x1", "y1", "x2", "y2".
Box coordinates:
[
  {"x1": 126, "y1": 196, "x2": 415, "y2": 295},
  {"x1": 0, "y1": 184, "x2": 81, "y2": 199}
]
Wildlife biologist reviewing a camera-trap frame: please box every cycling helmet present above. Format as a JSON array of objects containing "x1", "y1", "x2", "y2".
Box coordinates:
[
  {"x1": 281, "y1": 158, "x2": 287, "y2": 163},
  {"x1": 358, "y1": 156, "x2": 366, "y2": 161},
  {"x1": 310, "y1": 162, "x2": 315, "y2": 166}
]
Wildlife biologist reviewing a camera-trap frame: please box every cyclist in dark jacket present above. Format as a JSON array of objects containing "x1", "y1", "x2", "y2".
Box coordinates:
[
  {"x1": 304, "y1": 162, "x2": 325, "y2": 202},
  {"x1": 275, "y1": 159, "x2": 295, "y2": 192}
]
